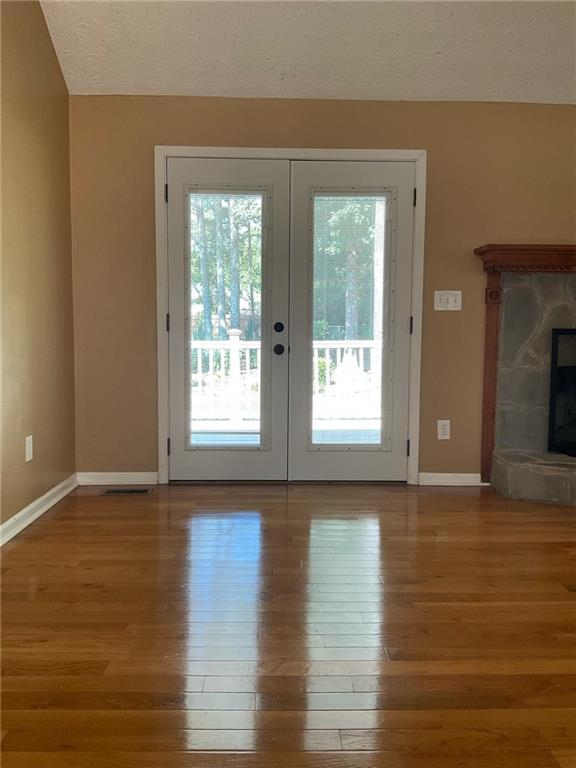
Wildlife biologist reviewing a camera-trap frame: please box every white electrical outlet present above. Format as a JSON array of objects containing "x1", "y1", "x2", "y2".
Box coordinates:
[
  {"x1": 437, "y1": 420, "x2": 450, "y2": 440},
  {"x1": 25, "y1": 435, "x2": 33, "y2": 462},
  {"x1": 434, "y1": 291, "x2": 462, "y2": 311}
]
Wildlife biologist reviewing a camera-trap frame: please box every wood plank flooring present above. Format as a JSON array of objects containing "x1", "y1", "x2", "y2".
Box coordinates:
[{"x1": 1, "y1": 484, "x2": 575, "y2": 767}]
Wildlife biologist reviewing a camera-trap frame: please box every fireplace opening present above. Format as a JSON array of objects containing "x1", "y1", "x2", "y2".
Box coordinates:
[{"x1": 548, "y1": 328, "x2": 576, "y2": 457}]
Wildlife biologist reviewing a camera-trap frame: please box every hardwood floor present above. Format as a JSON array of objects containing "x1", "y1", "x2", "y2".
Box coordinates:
[{"x1": 1, "y1": 484, "x2": 575, "y2": 767}]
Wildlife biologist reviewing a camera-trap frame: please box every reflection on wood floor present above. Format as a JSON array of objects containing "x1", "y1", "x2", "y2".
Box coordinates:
[{"x1": 1, "y1": 484, "x2": 575, "y2": 767}]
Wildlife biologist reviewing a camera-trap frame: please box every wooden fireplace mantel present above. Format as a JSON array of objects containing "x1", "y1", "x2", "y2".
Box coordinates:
[{"x1": 475, "y1": 244, "x2": 576, "y2": 482}]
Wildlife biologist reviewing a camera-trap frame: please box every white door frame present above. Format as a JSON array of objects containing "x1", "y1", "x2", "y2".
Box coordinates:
[{"x1": 155, "y1": 147, "x2": 426, "y2": 485}]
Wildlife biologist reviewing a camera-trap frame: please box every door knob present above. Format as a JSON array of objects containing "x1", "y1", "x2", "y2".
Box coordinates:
[
  {"x1": 273, "y1": 344, "x2": 285, "y2": 355},
  {"x1": 273, "y1": 322, "x2": 284, "y2": 332}
]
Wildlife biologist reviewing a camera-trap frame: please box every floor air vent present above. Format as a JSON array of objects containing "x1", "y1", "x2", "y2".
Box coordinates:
[{"x1": 102, "y1": 488, "x2": 152, "y2": 496}]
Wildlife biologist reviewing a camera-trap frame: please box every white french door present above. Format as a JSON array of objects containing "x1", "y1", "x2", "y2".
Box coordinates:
[
  {"x1": 289, "y1": 161, "x2": 414, "y2": 480},
  {"x1": 167, "y1": 158, "x2": 289, "y2": 480},
  {"x1": 167, "y1": 157, "x2": 415, "y2": 481}
]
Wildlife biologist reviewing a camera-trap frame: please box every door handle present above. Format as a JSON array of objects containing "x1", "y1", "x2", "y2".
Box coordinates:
[
  {"x1": 273, "y1": 344, "x2": 285, "y2": 355},
  {"x1": 273, "y1": 322, "x2": 285, "y2": 332}
]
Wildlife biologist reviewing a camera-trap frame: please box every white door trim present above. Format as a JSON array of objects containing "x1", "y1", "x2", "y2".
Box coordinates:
[{"x1": 155, "y1": 147, "x2": 426, "y2": 485}]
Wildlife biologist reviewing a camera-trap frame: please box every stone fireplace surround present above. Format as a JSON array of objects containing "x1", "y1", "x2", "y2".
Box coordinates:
[{"x1": 476, "y1": 244, "x2": 576, "y2": 505}]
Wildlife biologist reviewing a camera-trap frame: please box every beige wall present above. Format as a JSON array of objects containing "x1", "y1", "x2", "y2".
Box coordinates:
[
  {"x1": 69, "y1": 96, "x2": 576, "y2": 475},
  {"x1": 1, "y1": 1, "x2": 75, "y2": 522}
]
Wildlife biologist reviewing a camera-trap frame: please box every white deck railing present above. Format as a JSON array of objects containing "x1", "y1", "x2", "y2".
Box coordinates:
[{"x1": 189, "y1": 332, "x2": 380, "y2": 422}]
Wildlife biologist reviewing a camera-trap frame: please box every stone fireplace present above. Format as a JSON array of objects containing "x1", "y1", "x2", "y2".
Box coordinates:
[{"x1": 476, "y1": 245, "x2": 576, "y2": 505}]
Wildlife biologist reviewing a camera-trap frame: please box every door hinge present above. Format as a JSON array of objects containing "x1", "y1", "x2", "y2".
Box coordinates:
[
  {"x1": 409, "y1": 315, "x2": 414, "y2": 335},
  {"x1": 164, "y1": 183, "x2": 168, "y2": 203},
  {"x1": 166, "y1": 313, "x2": 170, "y2": 332},
  {"x1": 407, "y1": 439, "x2": 411, "y2": 457},
  {"x1": 167, "y1": 437, "x2": 171, "y2": 456},
  {"x1": 413, "y1": 188, "x2": 417, "y2": 207}
]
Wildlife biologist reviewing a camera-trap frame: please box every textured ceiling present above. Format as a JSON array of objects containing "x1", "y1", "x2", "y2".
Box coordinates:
[{"x1": 41, "y1": 1, "x2": 576, "y2": 103}]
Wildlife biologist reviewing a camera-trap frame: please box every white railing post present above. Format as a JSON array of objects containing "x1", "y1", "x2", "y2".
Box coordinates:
[{"x1": 228, "y1": 329, "x2": 242, "y2": 408}]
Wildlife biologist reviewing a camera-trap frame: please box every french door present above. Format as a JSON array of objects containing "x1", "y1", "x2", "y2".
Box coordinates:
[{"x1": 167, "y1": 157, "x2": 415, "y2": 481}]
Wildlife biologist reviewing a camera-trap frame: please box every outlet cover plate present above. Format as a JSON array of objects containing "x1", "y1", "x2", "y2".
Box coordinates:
[
  {"x1": 437, "y1": 420, "x2": 451, "y2": 440},
  {"x1": 25, "y1": 435, "x2": 33, "y2": 462}
]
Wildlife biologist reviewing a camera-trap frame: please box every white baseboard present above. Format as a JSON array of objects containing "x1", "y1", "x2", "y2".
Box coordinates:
[
  {"x1": 418, "y1": 472, "x2": 488, "y2": 486},
  {"x1": 0, "y1": 474, "x2": 78, "y2": 546},
  {"x1": 76, "y1": 472, "x2": 159, "y2": 486}
]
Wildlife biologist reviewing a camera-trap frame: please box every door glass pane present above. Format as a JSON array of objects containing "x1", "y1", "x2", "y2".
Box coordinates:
[
  {"x1": 187, "y1": 192, "x2": 264, "y2": 447},
  {"x1": 311, "y1": 193, "x2": 388, "y2": 446}
]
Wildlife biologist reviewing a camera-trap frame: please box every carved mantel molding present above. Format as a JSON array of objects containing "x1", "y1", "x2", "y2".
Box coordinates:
[
  {"x1": 475, "y1": 244, "x2": 576, "y2": 483},
  {"x1": 476, "y1": 244, "x2": 576, "y2": 274}
]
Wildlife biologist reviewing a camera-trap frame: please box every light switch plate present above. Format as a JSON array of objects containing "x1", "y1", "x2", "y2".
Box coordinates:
[{"x1": 434, "y1": 290, "x2": 462, "y2": 311}]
